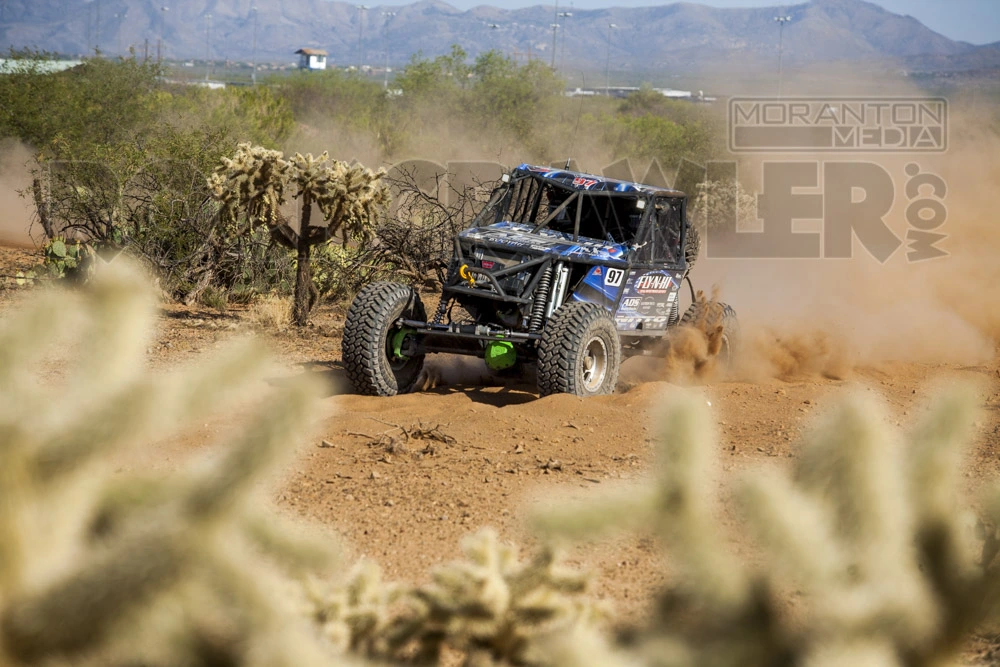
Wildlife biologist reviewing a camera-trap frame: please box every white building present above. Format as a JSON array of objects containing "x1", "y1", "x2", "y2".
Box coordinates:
[{"x1": 295, "y1": 48, "x2": 328, "y2": 71}]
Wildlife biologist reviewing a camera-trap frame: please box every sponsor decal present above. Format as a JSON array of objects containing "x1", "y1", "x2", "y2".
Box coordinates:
[
  {"x1": 572, "y1": 176, "x2": 598, "y2": 188},
  {"x1": 634, "y1": 274, "x2": 675, "y2": 294},
  {"x1": 481, "y1": 260, "x2": 495, "y2": 269},
  {"x1": 616, "y1": 315, "x2": 670, "y2": 327},
  {"x1": 604, "y1": 267, "x2": 625, "y2": 287},
  {"x1": 594, "y1": 267, "x2": 602, "y2": 276},
  {"x1": 621, "y1": 297, "x2": 641, "y2": 310}
]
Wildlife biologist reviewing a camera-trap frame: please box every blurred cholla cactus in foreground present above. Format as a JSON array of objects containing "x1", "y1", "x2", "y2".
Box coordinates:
[
  {"x1": 307, "y1": 529, "x2": 605, "y2": 666},
  {"x1": 0, "y1": 262, "x2": 342, "y2": 666},
  {"x1": 208, "y1": 142, "x2": 389, "y2": 325},
  {"x1": 533, "y1": 388, "x2": 996, "y2": 667}
]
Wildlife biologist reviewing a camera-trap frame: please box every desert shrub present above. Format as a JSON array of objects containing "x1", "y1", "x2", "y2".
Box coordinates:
[
  {"x1": 310, "y1": 241, "x2": 394, "y2": 304},
  {"x1": 6, "y1": 51, "x2": 297, "y2": 304},
  {"x1": 278, "y1": 68, "x2": 390, "y2": 129},
  {"x1": 688, "y1": 179, "x2": 759, "y2": 233},
  {"x1": 246, "y1": 294, "x2": 293, "y2": 330},
  {"x1": 392, "y1": 47, "x2": 564, "y2": 152},
  {"x1": 160, "y1": 83, "x2": 296, "y2": 149},
  {"x1": 30, "y1": 125, "x2": 295, "y2": 302},
  {"x1": 602, "y1": 111, "x2": 717, "y2": 168},
  {"x1": 0, "y1": 49, "x2": 160, "y2": 149}
]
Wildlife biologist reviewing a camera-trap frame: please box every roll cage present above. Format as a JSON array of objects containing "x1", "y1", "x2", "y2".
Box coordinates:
[{"x1": 469, "y1": 165, "x2": 687, "y2": 259}]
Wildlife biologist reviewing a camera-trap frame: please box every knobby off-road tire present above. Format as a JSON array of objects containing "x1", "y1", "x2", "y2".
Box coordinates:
[
  {"x1": 680, "y1": 300, "x2": 740, "y2": 370},
  {"x1": 684, "y1": 222, "x2": 701, "y2": 272},
  {"x1": 343, "y1": 282, "x2": 426, "y2": 396},
  {"x1": 537, "y1": 302, "x2": 622, "y2": 397}
]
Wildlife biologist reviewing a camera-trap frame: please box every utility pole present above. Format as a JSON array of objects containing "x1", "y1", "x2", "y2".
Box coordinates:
[
  {"x1": 205, "y1": 13, "x2": 212, "y2": 81},
  {"x1": 604, "y1": 22, "x2": 617, "y2": 96},
  {"x1": 95, "y1": 0, "x2": 101, "y2": 53},
  {"x1": 381, "y1": 11, "x2": 395, "y2": 89},
  {"x1": 774, "y1": 15, "x2": 791, "y2": 99},
  {"x1": 251, "y1": 6, "x2": 258, "y2": 85},
  {"x1": 357, "y1": 5, "x2": 369, "y2": 72}
]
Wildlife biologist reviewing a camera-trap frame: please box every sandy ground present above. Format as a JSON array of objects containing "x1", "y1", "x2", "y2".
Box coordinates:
[{"x1": 1, "y1": 246, "x2": 998, "y2": 658}]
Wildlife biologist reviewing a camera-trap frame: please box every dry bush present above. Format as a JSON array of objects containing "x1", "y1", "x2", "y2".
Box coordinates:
[{"x1": 246, "y1": 294, "x2": 293, "y2": 330}]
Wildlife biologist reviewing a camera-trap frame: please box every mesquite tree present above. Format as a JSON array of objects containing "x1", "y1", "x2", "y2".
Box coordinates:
[{"x1": 208, "y1": 143, "x2": 389, "y2": 324}]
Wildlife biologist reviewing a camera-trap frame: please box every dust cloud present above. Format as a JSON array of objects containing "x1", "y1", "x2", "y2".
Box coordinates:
[
  {"x1": 295, "y1": 68, "x2": 997, "y2": 384},
  {"x1": 689, "y1": 72, "x2": 1000, "y2": 379},
  {"x1": 0, "y1": 139, "x2": 36, "y2": 247}
]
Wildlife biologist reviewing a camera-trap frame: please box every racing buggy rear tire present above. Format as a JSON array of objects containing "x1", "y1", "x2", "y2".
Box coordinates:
[
  {"x1": 684, "y1": 222, "x2": 701, "y2": 272},
  {"x1": 680, "y1": 300, "x2": 740, "y2": 371},
  {"x1": 537, "y1": 302, "x2": 622, "y2": 397},
  {"x1": 343, "y1": 282, "x2": 426, "y2": 396}
]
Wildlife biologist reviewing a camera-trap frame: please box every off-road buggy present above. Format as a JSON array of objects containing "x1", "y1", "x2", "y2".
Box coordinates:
[{"x1": 343, "y1": 164, "x2": 739, "y2": 397}]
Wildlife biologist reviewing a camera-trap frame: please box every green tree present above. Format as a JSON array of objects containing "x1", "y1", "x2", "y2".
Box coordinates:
[{"x1": 0, "y1": 50, "x2": 160, "y2": 150}]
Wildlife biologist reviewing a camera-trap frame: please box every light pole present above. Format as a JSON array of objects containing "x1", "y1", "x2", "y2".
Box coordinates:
[
  {"x1": 549, "y1": 0, "x2": 559, "y2": 69},
  {"x1": 251, "y1": 6, "x2": 258, "y2": 85},
  {"x1": 357, "y1": 5, "x2": 369, "y2": 73},
  {"x1": 488, "y1": 23, "x2": 500, "y2": 52},
  {"x1": 158, "y1": 5, "x2": 168, "y2": 63},
  {"x1": 774, "y1": 15, "x2": 791, "y2": 99},
  {"x1": 381, "y1": 11, "x2": 395, "y2": 88},
  {"x1": 604, "y1": 22, "x2": 617, "y2": 96},
  {"x1": 204, "y1": 13, "x2": 212, "y2": 81},
  {"x1": 557, "y1": 9, "x2": 571, "y2": 72},
  {"x1": 95, "y1": 0, "x2": 101, "y2": 53},
  {"x1": 114, "y1": 11, "x2": 124, "y2": 56}
]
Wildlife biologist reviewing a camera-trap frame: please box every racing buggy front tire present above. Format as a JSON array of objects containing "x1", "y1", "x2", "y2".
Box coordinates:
[
  {"x1": 537, "y1": 302, "x2": 622, "y2": 397},
  {"x1": 680, "y1": 300, "x2": 740, "y2": 371},
  {"x1": 343, "y1": 282, "x2": 426, "y2": 396}
]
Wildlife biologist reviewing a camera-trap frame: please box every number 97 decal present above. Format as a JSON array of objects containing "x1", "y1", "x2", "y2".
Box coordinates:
[{"x1": 603, "y1": 267, "x2": 625, "y2": 287}]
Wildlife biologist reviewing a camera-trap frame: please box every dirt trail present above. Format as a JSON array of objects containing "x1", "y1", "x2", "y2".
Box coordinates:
[
  {"x1": 0, "y1": 246, "x2": 997, "y2": 627},
  {"x1": 281, "y1": 352, "x2": 1000, "y2": 621}
]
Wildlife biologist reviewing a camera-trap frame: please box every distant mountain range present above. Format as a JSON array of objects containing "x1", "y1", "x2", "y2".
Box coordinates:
[{"x1": 2, "y1": 0, "x2": 998, "y2": 74}]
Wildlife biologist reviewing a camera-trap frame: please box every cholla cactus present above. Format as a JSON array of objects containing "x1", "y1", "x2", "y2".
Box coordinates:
[
  {"x1": 305, "y1": 529, "x2": 603, "y2": 666},
  {"x1": 306, "y1": 560, "x2": 405, "y2": 657},
  {"x1": 208, "y1": 144, "x2": 389, "y2": 325},
  {"x1": 392, "y1": 529, "x2": 604, "y2": 666},
  {"x1": 208, "y1": 142, "x2": 291, "y2": 228},
  {"x1": 533, "y1": 388, "x2": 994, "y2": 667},
  {"x1": 0, "y1": 262, "x2": 341, "y2": 666},
  {"x1": 289, "y1": 151, "x2": 389, "y2": 246}
]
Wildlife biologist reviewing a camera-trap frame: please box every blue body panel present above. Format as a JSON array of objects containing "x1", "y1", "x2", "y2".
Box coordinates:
[
  {"x1": 459, "y1": 221, "x2": 628, "y2": 264},
  {"x1": 514, "y1": 164, "x2": 684, "y2": 196}
]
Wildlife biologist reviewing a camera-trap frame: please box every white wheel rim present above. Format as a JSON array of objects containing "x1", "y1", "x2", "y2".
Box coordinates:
[{"x1": 582, "y1": 337, "x2": 608, "y2": 392}]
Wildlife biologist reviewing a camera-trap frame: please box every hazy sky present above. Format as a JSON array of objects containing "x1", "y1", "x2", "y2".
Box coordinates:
[{"x1": 428, "y1": 0, "x2": 1000, "y2": 45}]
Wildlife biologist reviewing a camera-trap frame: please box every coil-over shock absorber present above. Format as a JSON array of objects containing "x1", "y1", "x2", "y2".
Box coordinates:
[{"x1": 528, "y1": 266, "x2": 553, "y2": 332}]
